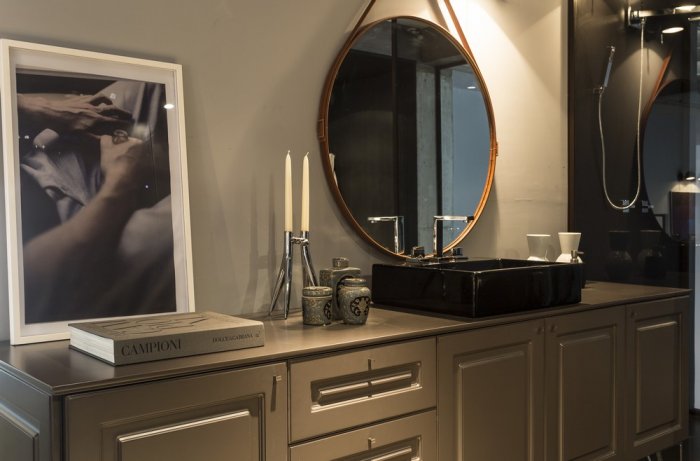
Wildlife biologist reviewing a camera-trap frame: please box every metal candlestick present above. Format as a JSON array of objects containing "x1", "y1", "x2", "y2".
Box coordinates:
[
  {"x1": 269, "y1": 231, "x2": 318, "y2": 319},
  {"x1": 298, "y1": 231, "x2": 318, "y2": 287}
]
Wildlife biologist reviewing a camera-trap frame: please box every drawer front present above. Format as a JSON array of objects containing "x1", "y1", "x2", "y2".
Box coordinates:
[
  {"x1": 64, "y1": 362, "x2": 287, "y2": 461},
  {"x1": 289, "y1": 337, "x2": 436, "y2": 442},
  {"x1": 290, "y1": 410, "x2": 436, "y2": 461}
]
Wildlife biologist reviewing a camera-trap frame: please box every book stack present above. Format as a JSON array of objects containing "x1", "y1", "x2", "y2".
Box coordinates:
[{"x1": 69, "y1": 311, "x2": 265, "y2": 366}]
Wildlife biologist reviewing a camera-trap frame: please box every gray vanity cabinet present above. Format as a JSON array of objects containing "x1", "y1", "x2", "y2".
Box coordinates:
[
  {"x1": 544, "y1": 306, "x2": 625, "y2": 461},
  {"x1": 64, "y1": 361, "x2": 287, "y2": 461},
  {"x1": 625, "y1": 297, "x2": 688, "y2": 459},
  {"x1": 438, "y1": 307, "x2": 626, "y2": 461},
  {"x1": 437, "y1": 319, "x2": 546, "y2": 461},
  {"x1": 0, "y1": 284, "x2": 690, "y2": 461}
]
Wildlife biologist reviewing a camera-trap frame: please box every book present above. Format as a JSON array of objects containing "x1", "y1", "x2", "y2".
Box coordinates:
[{"x1": 68, "y1": 311, "x2": 265, "y2": 366}]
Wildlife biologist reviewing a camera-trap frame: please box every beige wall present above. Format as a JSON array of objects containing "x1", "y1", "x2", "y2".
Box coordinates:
[{"x1": 0, "y1": 0, "x2": 567, "y2": 341}]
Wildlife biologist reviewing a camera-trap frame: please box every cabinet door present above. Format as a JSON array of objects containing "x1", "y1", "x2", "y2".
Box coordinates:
[
  {"x1": 544, "y1": 307, "x2": 625, "y2": 461},
  {"x1": 437, "y1": 320, "x2": 544, "y2": 461},
  {"x1": 289, "y1": 410, "x2": 436, "y2": 461},
  {"x1": 625, "y1": 297, "x2": 689, "y2": 460},
  {"x1": 64, "y1": 362, "x2": 287, "y2": 461},
  {"x1": 0, "y1": 369, "x2": 54, "y2": 461}
]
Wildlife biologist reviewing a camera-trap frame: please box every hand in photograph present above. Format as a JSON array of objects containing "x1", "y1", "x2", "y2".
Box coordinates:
[{"x1": 16, "y1": 93, "x2": 131, "y2": 135}]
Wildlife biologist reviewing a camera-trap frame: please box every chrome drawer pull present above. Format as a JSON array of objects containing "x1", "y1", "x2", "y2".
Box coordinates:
[
  {"x1": 369, "y1": 371, "x2": 413, "y2": 387},
  {"x1": 318, "y1": 381, "x2": 369, "y2": 398},
  {"x1": 117, "y1": 410, "x2": 250, "y2": 443},
  {"x1": 370, "y1": 446, "x2": 414, "y2": 461}
]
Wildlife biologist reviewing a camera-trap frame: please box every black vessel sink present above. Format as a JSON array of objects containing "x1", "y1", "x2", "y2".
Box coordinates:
[{"x1": 371, "y1": 258, "x2": 583, "y2": 318}]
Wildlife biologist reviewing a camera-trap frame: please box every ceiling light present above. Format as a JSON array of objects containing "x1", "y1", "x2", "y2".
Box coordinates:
[
  {"x1": 163, "y1": 103, "x2": 175, "y2": 110},
  {"x1": 662, "y1": 26, "x2": 685, "y2": 33},
  {"x1": 675, "y1": 5, "x2": 697, "y2": 12}
]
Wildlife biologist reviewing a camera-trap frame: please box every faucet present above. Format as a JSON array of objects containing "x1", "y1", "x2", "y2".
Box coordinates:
[
  {"x1": 367, "y1": 216, "x2": 405, "y2": 254},
  {"x1": 433, "y1": 215, "x2": 474, "y2": 257}
]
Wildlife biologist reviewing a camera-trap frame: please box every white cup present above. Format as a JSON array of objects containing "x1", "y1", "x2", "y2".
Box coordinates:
[
  {"x1": 556, "y1": 232, "x2": 582, "y2": 263},
  {"x1": 526, "y1": 234, "x2": 550, "y2": 261}
]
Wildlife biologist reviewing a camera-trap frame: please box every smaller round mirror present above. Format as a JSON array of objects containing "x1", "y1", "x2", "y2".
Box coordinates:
[{"x1": 319, "y1": 16, "x2": 496, "y2": 257}]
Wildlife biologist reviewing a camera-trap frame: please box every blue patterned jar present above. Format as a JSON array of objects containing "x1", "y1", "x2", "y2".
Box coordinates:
[
  {"x1": 338, "y1": 277, "x2": 371, "y2": 325},
  {"x1": 302, "y1": 286, "x2": 333, "y2": 326}
]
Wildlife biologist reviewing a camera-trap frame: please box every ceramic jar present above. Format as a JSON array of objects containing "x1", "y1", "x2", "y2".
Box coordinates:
[
  {"x1": 302, "y1": 286, "x2": 333, "y2": 326},
  {"x1": 338, "y1": 277, "x2": 371, "y2": 325},
  {"x1": 319, "y1": 257, "x2": 361, "y2": 321}
]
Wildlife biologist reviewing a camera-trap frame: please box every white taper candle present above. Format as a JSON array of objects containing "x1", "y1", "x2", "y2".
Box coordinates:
[
  {"x1": 285, "y1": 151, "x2": 292, "y2": 232},
  {"x1": 301, "y1": 153, "x2": 309, "y2": 232}
]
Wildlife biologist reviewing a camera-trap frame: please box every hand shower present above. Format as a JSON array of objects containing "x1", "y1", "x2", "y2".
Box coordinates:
[
  {"x1": 601, "y1": 46, "x2": 616, "y2": 90},
  {"x1": 597, "y1": 21, "x2": 644, "y2": 211}
]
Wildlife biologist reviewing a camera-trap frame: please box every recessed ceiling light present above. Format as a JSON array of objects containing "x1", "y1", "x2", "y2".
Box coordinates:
[
  {"x1": 663, "y1": 26, "x2": 685, "y2": 33},
  {"x1": 163, "y1": 103, "x2": 175, "y2": 110},
  {"x1": 675, "y1": 5, "x2": 696, "y2": 12}
]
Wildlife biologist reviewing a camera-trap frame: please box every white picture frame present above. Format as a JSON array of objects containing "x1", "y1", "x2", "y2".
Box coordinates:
[{"x1": 0, "y1": 40, "x2": 194, "y2": 344}]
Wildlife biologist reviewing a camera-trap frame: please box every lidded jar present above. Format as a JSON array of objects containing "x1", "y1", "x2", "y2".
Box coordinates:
[
  {"x1": 338, "y1": 277, "x2": 371, "y2": 325},
  {"x1": 302, "y1": 286, "x2": 333, "y2": 326}
]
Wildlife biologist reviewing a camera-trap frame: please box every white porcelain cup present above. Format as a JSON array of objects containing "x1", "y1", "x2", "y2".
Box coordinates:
[
  {"x1": 526, "y1": 234, "x2": 550, "y2": 261},
  {"x1": 556, "y1": 232, "x2": 582, "y2": 263}
]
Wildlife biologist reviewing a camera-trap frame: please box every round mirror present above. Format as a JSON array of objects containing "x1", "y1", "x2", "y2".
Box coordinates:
[{"x1": 319, "y1": 17, "x2": 496, "y2": 257}]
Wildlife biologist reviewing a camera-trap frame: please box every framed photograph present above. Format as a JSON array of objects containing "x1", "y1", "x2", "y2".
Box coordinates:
[{"x1": 0, "y1": 40, "x2": 194, "y2": 344}]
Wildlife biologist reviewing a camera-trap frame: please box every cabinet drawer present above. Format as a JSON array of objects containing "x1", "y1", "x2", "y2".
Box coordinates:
[
  {"x1": 289, "y1": 337, "x2": 436, "y2": 442},
  {"x1": 64, "y1": 362, "x2": 287, "y2": 461},
  {"x1": 290, "y1": 410, "x2": 436, "y2": 461}
]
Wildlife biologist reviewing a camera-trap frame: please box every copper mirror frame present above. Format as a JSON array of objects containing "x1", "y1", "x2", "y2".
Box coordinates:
[{"x1": 317, "y1": 1, "x2": 498, "y2": 258}]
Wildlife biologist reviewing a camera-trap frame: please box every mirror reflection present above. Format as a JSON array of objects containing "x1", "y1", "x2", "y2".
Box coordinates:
[
  {"x1": 643, "y1": 79, "x2": 696, "y2": 240},
  {"x1": 325, "y1": 17, "x2": 493, "y2": 256}
]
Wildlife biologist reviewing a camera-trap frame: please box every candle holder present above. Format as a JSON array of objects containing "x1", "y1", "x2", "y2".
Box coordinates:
[{"x1": 269, "y1": 231, "x2": 318, "y2": 319}]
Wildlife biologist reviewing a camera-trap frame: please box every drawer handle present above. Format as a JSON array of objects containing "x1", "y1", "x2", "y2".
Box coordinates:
[
  {"x1": 318, "y1": 381, "x2": 369, "y2": 398},
  {"x1": 370, "y1": 447, "x2": 414, "y2": 461},
  {"x1": 117, "y1": 410, "x2": 251, "y2": 443},
  {"x1": 369, "y1": 371, "x2": 413, "y2": 387}
]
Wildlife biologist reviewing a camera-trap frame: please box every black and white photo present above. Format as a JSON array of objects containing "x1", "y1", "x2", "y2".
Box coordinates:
[{"x1": 0, "y1": 40, "x2": 193, "y2": 344}]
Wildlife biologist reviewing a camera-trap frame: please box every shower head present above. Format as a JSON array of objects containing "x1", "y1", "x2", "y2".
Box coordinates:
[
  {"x1": 595, "y1": 46, "x2": 616, "y2": 94},
  {"x1": 602, "y1": 46, "x2": 615, "y2": 90}
]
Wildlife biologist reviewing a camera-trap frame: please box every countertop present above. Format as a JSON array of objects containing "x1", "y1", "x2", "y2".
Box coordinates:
[{"x1": 0, "y1": 281, "x2": 690, "y2": 396}]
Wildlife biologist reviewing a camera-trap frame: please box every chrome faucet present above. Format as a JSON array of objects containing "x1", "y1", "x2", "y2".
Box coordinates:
[
  {"x1": 433, "y1": 215, "x2": 474, "y2": 257},
  {"x1": 367, "y1": 216, "x2": 405, "y2": 254}
]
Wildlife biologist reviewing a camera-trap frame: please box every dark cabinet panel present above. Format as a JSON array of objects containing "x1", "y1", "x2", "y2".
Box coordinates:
[
  {"x1": 438, "y1": 320, "x2": 545, "y2": 461},
  {"x1": 626, "y1": 297, "x2": 689, "y2": 459},
  {"x1": 0, "y1": 369, "x2": 53, "y2": 461},
  {"x1": 0, "y1": 408, "x2": 38, "y2": 461},
  {"x1": 545, "y1": 307, "x2": 625, "y2": 460}
]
